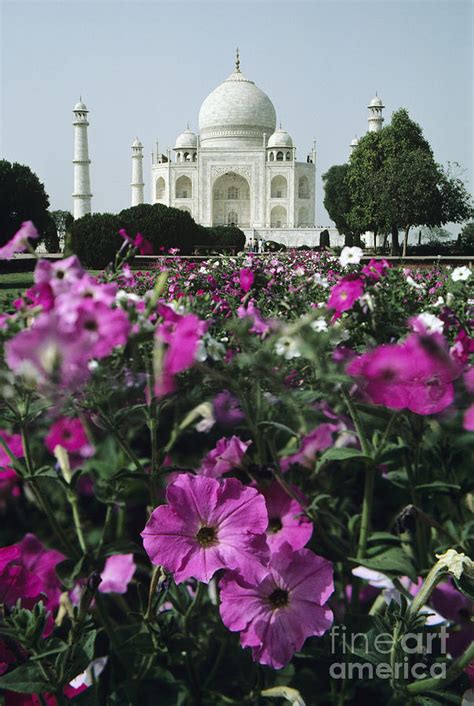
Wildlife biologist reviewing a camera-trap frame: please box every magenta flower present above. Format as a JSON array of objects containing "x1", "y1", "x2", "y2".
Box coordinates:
[
  {"x1": 328, "y1": 276, "x2": 364, "y2": 313},
  {"x1": 261, "y1": 483, "x2": 312, "y2": 551},
  {"x1": 198, "y1": 436, "x2": 251, "y2": 478},
  {"x1": 0, "y1": 221, "x2": 39, "y2": 260},
  {"x1": 361, "y1": 259, "x2": 390, "y2": 281},
  {"x1": 463, "y1": 405, "x2": 474, "y2": 431},
  {"x1": 119, "y1": 228, "x2": 153, "y2": 255},
  {"x1": 0, "y1": 430, "x2": 24, "y2": 499},
  {"x1": 5, "y1": 313, "x2": 91, "y2": 392},
  {"x1": 347, "y1": 333, "x2": 460, "y2": 415},
  {"x1": 0, "y1": 534, "x2": 64, "y2": 610},
  {"x1": 219, "y1": 543, "x2": 334, "y2": 669},
  {"x1": 141, "y1": 474, "x2": 269, "y2": 584},
  {"x1": 34, "y1": 256, "x2": 85, "y2": 295},
  {"x1": 281, "y1": 423, "x2": 339, "y2": 471},
  {"x1": 239, "y1": 268, "x2": 254, "y2": 293},
  {"x1": 45, "y1": 417, "x2": 94, "y2": 458},
  {"x1": 99, "y1": 554, "x2": 136, "y2": 594},
  {"x1": 25, "y1": 282, "x2": 55, "y2": 312},
  {"x1": 74, "y1": 301, "x2": 131, "y2": 359},
  {"x1": 155, "y1": 308, "x2": 206, "y2": 396},
  {"x1": 237, "y1": 300, "x2": 270, "y2": 335}
]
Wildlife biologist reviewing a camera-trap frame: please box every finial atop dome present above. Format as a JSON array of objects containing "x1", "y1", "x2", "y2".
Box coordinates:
[{"x1": 235, "y1": 47, "x2": 240, "y2": 73}]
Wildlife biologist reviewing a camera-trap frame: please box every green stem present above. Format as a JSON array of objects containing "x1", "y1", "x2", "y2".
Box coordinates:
[
  {"x1": 342, "y1": 388, "x2": 372, "y2": 458},
  {"x1": 144, "y1": 565, "x2": 161, "y2": 621},
  {"x1": 68, "y1": 491, "x2": 87, "y2": 554},
  {"x1": 356, "y1": 462, "x2": 376, "y2": 560},
  {"x1": 96, "y1": 504, "x2": 114, "y2": 558},
  {"x1": 406, "y1": 641, "x2": 474, "y2": 695}
]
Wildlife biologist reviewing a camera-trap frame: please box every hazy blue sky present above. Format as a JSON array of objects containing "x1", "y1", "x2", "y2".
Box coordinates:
[{"x1": 1, "y1": 0, "x2": 472, "y2": 229}]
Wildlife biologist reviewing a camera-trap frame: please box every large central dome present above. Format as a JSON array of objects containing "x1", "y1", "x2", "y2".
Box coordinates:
[{"x1": 198, "y1": 59, "x2": 276, "y2": 148}]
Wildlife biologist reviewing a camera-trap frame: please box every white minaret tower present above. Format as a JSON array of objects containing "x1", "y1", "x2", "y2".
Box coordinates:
[
  {"x1": 131, "y1": 138, "x2": 144, "y2": 206},
  {"x1": 350, "y1": 136, "x2": 359, "y2": 155},
  {"x1": 72, "y1": 98, "x2": 92, "y2": 219},
  {"x1": 368, "y1": 93, "x2": 385, "y2": 133}
]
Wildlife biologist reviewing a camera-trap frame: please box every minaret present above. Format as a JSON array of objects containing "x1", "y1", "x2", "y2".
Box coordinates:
[
  {"x1": 72, "y1": 98, "x2": 92, "y2": 219},
  {"x1": 368, "y1": 93, "x2": 385, "y2": 133},
  {"x1": 131, "y1": 138, "x2": 144, "y2": 206},
  {"x1": 350, "y1": 136, "x2": 359, "y2": 154}
]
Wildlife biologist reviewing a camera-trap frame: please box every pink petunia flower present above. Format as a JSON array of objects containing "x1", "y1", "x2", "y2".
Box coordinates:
[
  {"x1": 328, "y1": 276, "x2": 364, "y2": 313},
  {"x1": 239, "y1": 268, "x2": 254, "y2": 293},
  {"x1": 463, "y1": 405, "x2": 474, "y2": 431},
  {"x1": 99, "y1": 554, "x2": 136, "y2": 594},
  {"x1": 347, "y1": 333, "x2": 461, "y2": 415},
  {"x1": 0, "y1": 222, "x2": 39, "y2": 260},
  {"x1": 141, "y1": 474, "x2": 269, "y2": 584},
  {"x1": 45, "y1": 417, "x2": 94, "y2": 458},
  {"x1": 213, "y1": 390, "x2": 245, "y2": 426},
  {"x1": 198, "y1": 436, "x2": 251, "y2": 478},
  {"x1": 261, "y1": 482, "x2": 313, "y2": 551},
  {"x1": 5, "y1": 313, "x2": 91, "y2": 392},
  {"x1": 281, "y1": 423, "x2": 340, "y2": 471},
  {"x1": 74, "y1": 300, "x2": 131, "y2": 359},
  {"x1": 237, "y1": 300, "x2": 271, "y2": 335},
  {"x1": 0, "y1": 430, "x2": 24, "y2": 500},
  {"x1": 34, "y1": 256, "x2": 85, "y2": 295},
  {"x1": 219, "y1": 543, "x2": 334, "y2": 669},
  {"x1": 154, "y1": 307, "x2": 207, "y2": 396},
  {"x1": 0, "y1": 534, "x2": 64, "y2": 610}
]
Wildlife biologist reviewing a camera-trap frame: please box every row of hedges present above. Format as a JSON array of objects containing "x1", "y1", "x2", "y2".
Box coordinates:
[{"x1": 71, "y1": 205, "x2": 246, "y2": 268}]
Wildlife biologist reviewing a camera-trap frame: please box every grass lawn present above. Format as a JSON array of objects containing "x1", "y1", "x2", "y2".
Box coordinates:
[{"x1": 0, "y1": 272, "x2": 35, "y2": 304}]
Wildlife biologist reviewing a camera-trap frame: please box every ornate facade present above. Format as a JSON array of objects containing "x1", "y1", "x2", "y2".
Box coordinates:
[{"x1": 150, "y1": 52, "x2": 316, "y2": 235}]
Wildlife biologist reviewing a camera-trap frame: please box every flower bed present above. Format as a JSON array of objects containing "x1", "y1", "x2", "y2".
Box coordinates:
[{"x1": 0, "y1": 226, "x2": 473, "y2": 705}]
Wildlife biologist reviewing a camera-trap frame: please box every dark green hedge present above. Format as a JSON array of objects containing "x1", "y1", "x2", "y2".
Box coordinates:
[{"x1": 71, "y1": 205, "x2": 246, "y2": 268}]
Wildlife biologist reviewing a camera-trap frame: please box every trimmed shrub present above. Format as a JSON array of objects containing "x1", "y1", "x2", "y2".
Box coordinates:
[
  {"x1": 71, "y1": 213, "x2": 122, "y2": 268},
  {"x1": 118, "y1": 204, "x2": 202, "y2": 254}
]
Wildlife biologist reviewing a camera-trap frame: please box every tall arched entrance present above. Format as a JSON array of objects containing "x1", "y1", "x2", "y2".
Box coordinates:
[{"x1": 212, "y1": 172, "x2": 251, "y2": 228}]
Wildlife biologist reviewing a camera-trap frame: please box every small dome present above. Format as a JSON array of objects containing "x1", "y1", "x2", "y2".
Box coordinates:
[
  {"x1": 369, "y1": 95, "x2": 384, "y2": 108},
  {"x1": 74, "y1": 99, "x2": 88, "y2": 112},
  {"x1": 350, "y1": 136, "x2": 359, "y2": 146},
  {"x1": 175, "y1": 128, "x2": 198, "y2": 150},
  {"x1": 132, "y1": 137, "x2": 143, "y2": 148},
  {"x1": 267, "y1": 128, "x2": 293, "y2": 148}
]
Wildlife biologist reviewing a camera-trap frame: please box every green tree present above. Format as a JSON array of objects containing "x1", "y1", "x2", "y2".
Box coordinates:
[
  {"x1": 118, "y1": 203, "x2": 202, "y2": 254},
  {"x1": 51, "y1": 210, "x2": 73, "y2": 249},
  {"x1": 346, "y1": 109, "x2": 472, "y2": 256},
  {"x1": 322, "y1": 164, "x2": 357, "y2": 246},
  {"x1": 0, "y1": 160, "x2": 50, "y2": 246}
]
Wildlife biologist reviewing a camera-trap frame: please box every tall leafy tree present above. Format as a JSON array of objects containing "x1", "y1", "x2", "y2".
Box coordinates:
[
  {"x1": 322, "y1": 164, "x2": 358, "y2": 246},
  {"x1": 346, "y1": 109, "x2": 472, "y2": 256},
  {"x1": 0, "y1": 160, "x2": 50, "y2": 246}
]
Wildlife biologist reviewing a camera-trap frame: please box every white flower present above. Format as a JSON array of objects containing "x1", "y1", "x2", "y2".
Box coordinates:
[
  {"x1": 359, "y1": 292, "x2": 375, "y2": 312},
  {"x1": 311, "y1": 317, "x2": 328, "y2": 332},
  {"x1": 313, "y1": 273, "x2": 329, "y2": 288},
  {"x1": 340, "y1": 246, "x2": 363, "y2": 268},
  {"x1": 433, "y1": 296, "x2": 445, "y2": 308},
  {"x1": 294, "y1": 267, "x2": 305, "y2": 276},
  {"x1": 413, "y1": 312, "x2": 444, "y2": 335},
  {"x1": 451, "y1": 266, "x2": 471, "y2": 282},
  {"x1": 70, "y1": 657, "x2": 108, "y2": 689},
  {"x1": 275, "y1": 336, "x2": 302, "y2": 360},
  {"x1": 406, "y1": 275, "x2": 424, "y2": 290}
]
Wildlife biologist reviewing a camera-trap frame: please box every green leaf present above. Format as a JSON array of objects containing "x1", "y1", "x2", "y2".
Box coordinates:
[
  {"x1": 319, "y1": 447, "x2": 370, "y2": 464},
  {"x1": 0, "y1": 663, "x2": 50, "y2": 693},
  {"x1": 415, "y1": 481, "x2": 461, "y2": 493},
  {"x1": 350, "y1": 547, "x2": 417, "y2": 582},
  {"x1": 258, "y1": 421, "x2": 298, "y2": 437}
]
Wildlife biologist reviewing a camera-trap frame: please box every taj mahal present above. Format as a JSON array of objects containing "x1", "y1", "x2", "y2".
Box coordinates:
[{"x1": 72, "y1": 51, "x2": 385, "y2": 248}]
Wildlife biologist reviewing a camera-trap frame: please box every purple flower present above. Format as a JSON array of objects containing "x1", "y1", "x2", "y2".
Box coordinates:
[
  {"x1": 198, "y1": 436, "x2": 251, "y2": 478},
  {"x1": 213, "y1": 390, "x2": 245, "y2": 426},
  {"x1": 219, "y1": 543, "x2": 334, "y2": 669},
  {"x1": 6, "y1": 313, "x2": 91, "y2": 392},
  {"x1": 261, "y1": 482, "x2": 313, "y2": 551},
  {"x1": 0, "y1": 221, "x2": 39, "y2": 260},
  {"x1": 141, "y1": 474, "x2": 269, "y2": 584},
  {"x1": 281, "y1": 423, "x2": 339, "y2": 471},
  {"x1": 239, "y1": 268, "x2": 254, "y2": 293},
  {"x1": 74, "y1": 301, "x2": 131, "y2": 359},
  {"x1": 34, "y1": 256, "x2": 85, "y2": 295},
  {"x1": 99, "y1": 554, "x2": 136, "y2": 594},
  {"x1": 237, "y1": 300, "x2": 270, "y2": 335}
]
